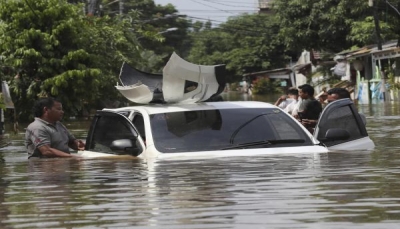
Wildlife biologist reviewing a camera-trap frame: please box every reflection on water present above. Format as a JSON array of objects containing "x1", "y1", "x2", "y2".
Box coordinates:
[{"x1": 1, "y1": 91, "x2": 400, "y2": 228}]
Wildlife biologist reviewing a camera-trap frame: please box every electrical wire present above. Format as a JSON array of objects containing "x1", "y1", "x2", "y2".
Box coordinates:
[
  {"x1": 201, "y1": 0, "x2": 257, "y2": 8},
  {"x1": 188, "y1": 0, "x2": 238, "y2": 15},
  {"x1": 203, "y1": 0, "x2": 257, "y2": 6},
  {"x1": 385, "y1": 0, "x2": 400, "y2": 16}
]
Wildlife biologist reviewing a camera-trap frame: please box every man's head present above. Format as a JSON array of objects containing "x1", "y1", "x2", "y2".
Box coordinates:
[
  {"x1": 327, "y1": 88, "x2": 350, "y2": 103},
  {"x1": 33, "y1": 97, "x2": 64, "y2": 123},
  {"x1": 287, "y1": 88, "x2": 299, "y2": 100},
  {"x1": 298, "y1": 84, "x2": 315, "y2": 99},
  {"x1": 318, "y1": 92, "x2": 328, "y2": 103}
]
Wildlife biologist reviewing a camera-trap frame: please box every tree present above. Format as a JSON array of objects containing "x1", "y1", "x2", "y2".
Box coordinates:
[
  {"x1": 187, "y1": 14, "x2": 291, "y2": 82},
  {"x1": 0, "y1": 0, "x2": 142, "y2": 121},
  {"x1": 251, "y1": 78, "x2": 282, "y2": 94},
  {"x1": 348, "y1": 16, "x2": 394, "y2": 45},
  {"x1": 272, "y1": 0, "x2": 399, "y2": 52},
  {"x1": 101, "y1": 0, "x2": 192, "y2": 73}
]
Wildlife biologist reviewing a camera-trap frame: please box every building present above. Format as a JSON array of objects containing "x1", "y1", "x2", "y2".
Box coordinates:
[
  {"x1": 258, "y1": 0, "x2": 272, "y2": 13},
  {"x1": 338, "y1": 40, "x2": 400, "y2": 104}
]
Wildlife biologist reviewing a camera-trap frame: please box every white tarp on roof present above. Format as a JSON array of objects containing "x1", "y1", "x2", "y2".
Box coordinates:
[
  {"x1": 116, "y1": 52, "x2": 226, "y2": 104},
  {"x1": 1, "y1": 81, "x2": 14, "y2": 109}
]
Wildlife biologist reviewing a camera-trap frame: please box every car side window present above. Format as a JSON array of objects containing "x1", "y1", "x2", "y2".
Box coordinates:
[
  {"x1": 317, "y1": 105, "x2": 365, "y2": 146},
  {"x1": 132, "y1": 114, "x2": 145, "y2": 140},
  {"x1": 88, "y1": 114, "x2": 142, "y2": 155},
  {"x1": 268, "y1": 113, "x2": 305, "y2": 140}
]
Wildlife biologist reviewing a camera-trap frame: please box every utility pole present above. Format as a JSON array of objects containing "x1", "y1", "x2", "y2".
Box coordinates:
[
  {"x1": 119, "y1": 0, "x2": 123, "y2": 15},
  {"x1": 87, "y1": 0, "x2": 99, "y2": 16},
  {"x1": 369, "y1": 0, "x2": 386, "y2": 101},
  {"x1": 369, "y1": 0, "x2": 383, "y2": 50}
]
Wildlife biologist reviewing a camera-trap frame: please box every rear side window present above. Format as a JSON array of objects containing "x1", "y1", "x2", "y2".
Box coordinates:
[{"x1": 317, "y1": 105, "x2": 365, "y2": 146}]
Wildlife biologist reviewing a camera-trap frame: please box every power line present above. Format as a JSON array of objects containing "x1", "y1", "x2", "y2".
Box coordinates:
[
  {"x1": 178, "y1": 9, "x2": 257, "y2": 12},
  {"x1": 204, "y1": 0, "x2": 257, "y2": 6},
  {"x1": 188, "y1": 0, "x2": 237, "y2": 15},
  {"x1": 201, "y1": 0, "x2": 257, "y2": 8},
  {"x1": 184, "y1": 20, "x2": 278, "y2": 35}
]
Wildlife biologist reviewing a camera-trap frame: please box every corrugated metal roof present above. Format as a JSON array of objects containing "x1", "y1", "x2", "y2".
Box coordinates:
[
  {"x1": 243, "y1": 63, "x2": 313, "y2": 78},
  {"x1": 346, "y1": 40, "x2": 398, "y2": 59},
  {"x1": 243, "y1": 68, "x2": 292, "y2": 77}
]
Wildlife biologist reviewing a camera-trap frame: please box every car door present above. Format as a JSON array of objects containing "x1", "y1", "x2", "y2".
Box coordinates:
[
  {"x1": 85, "y1": 111, "x2": 145, "y2": 156},
  {"x1": 313, "y1": 98, "x2": 375, "y2": 150}
]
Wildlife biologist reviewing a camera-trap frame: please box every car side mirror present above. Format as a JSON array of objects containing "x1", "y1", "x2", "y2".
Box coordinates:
[
  {"x1": 325, "y1": 128, "x2": 350, "y2": 141},
  {"x1": 109, "y1": 139, "x2": 140, "y2": 156}
]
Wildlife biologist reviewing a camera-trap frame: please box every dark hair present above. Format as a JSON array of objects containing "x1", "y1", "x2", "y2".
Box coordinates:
[
  {"x1": 298, "y1": 84, "x2": 314, "y2": 96},
  {"x1": 33, "y1": 97, "x2": 59, "y2": 117},
  {"x1": 327, "y1": 88, "x2": 350, "y2": 99},
  {"x1": 287, "y1": 88, "x2": 299, "y2": 95}
]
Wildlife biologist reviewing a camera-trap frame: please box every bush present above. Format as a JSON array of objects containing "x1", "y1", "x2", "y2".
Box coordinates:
[{"x1": 251, "y1": 78, "x2": 282, "y2": 94}]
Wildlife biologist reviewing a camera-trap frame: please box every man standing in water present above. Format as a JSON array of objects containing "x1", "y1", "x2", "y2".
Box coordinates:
[{"x1": 25, "y1": 97, "x2": 85, "y2": 158}]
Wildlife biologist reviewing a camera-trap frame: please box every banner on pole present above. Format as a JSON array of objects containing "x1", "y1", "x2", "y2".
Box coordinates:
[{"x1": 1, "y1": 81, "x2": 14, "y2": 109}]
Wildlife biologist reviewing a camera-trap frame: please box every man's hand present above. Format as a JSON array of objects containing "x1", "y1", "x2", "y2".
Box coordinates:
[
  {"x1": 301, "y1": 119, "x2": 317, "y2": 127},
  {"x1": 74, "y1": 140, "x2": 86, "y2": 151},
  {"x1": 274, "y1": 95, "x2": 287, "y2": 106}
]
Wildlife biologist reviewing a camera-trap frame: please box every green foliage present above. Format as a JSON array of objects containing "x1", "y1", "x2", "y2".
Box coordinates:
[
  {"x1": 0, "y1": 94, "x2": 6, "y2": 110},
  {"x1": 349, "y1": 16, "x2": 396, "y2": 44},
  {"x1": 102, "y1": 0, "x2": 191, "y2": 73},
  {"x1": 0, "y1": 0, "x2": 191, "y2": 121},
  {"x1": 187, "y1": 14, "x2": 290, "y2": 82},
  {"x1": 2, "y1": 0, "x2": 399, "y2": 122},
  {"x1": 251, "y1": 78, "x2": 282, "y2": 95},
  {"x1": 0, "y1": 0, "x2": 143, "y2": 121},
  {"x1": 385, "y1": 58, "x2": 400, "y2": 90},
  {"x1": 271, "y1": 0, "x2": 400, "y2": 52}
]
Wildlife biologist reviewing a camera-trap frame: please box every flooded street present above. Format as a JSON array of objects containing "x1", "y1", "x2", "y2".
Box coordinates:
[{"x1": 1, "y1": 92, "x2": 400, "y2": 228}]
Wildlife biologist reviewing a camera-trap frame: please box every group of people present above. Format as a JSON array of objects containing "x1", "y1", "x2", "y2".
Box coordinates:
[{"x1": 275, "y1": 84, "x2": 351, "y2": 132}]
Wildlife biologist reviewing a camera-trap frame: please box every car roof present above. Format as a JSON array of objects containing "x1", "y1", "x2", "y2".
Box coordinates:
[{"x1": 103, "y1": 101, "x2": 277, "y2": 115}]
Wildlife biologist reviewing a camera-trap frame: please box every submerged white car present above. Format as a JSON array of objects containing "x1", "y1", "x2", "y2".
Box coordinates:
[
  {"x1": 78, "y1": 99, "x2": 375, "y2": 159},
  {"x1": 79, "y1": 53, "x2": 374, "y2": 158}
]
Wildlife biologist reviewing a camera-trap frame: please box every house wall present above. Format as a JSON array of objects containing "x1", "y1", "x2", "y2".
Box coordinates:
[{"x1": 295, "y1": 73, "x2": 307, "y2": 87}]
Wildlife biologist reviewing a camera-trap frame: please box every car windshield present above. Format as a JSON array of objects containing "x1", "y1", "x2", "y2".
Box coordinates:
[{"x1": 149, "y1": 108, "x2": 314, "y2": 153}]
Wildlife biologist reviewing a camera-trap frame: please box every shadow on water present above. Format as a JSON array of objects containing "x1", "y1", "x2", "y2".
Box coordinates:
[{"x1": 0, "y1": 91, "x2": 400, "y2": 228}]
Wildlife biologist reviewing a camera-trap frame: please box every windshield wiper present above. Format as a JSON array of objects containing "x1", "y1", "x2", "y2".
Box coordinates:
[{"x1": 221, "y1": 139, "x2": 306, "y2": 150}]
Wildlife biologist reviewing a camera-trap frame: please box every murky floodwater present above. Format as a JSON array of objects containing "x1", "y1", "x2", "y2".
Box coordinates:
[{"x1": 1, "y1": 92, "x2": 400, "y2": 228}]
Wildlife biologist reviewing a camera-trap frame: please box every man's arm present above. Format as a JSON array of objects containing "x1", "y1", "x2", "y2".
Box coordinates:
[
  {"x1": 274, "y1": 95, "x2": 287, "y2": 107},
  {"x1": 301, "y1": 119, "x2": 318, "y2": 127},
  {"x1": 38, "y1": 144, "x2": 80, "y2": 158}
]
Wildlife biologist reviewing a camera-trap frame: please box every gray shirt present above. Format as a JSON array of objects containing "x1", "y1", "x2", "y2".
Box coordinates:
[
  {"x1": 298, "y1": 98, "x2": 322, "y2": 120},
  {"x1": 25, "y1": 118, "x2": 76, "y2": 158}
]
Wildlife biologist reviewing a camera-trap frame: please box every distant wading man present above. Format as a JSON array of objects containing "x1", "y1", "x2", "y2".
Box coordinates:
[{"x1": 25, "y1": 97, "x2": 85, "y2": 158}]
